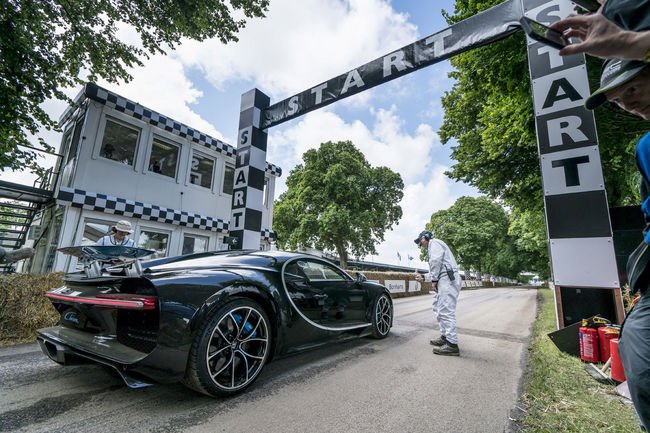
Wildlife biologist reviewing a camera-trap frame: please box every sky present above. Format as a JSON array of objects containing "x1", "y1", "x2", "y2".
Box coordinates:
[{"x1": 5, "y1": 0, "x2": 481, "y2": 269}]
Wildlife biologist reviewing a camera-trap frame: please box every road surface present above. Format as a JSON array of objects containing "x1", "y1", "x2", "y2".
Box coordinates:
[{"x1": 0, "y1": 287, "x2": 538, "y2": 433}]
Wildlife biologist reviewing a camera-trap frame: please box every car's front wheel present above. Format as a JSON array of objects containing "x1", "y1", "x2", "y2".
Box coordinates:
[
  {"x1": 184, "y1": 297, "x2": 271, "y2": 397},
  {"x1": 371, "y1": 293, "x2": 392, "y2": 339}
]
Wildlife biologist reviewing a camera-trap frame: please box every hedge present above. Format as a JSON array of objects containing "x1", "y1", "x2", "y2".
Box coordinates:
[{"x1": 0, "y1": 273, "x2": 62, "y2": 346}]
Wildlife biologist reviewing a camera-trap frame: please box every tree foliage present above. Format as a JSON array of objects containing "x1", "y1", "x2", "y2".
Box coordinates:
[
  {"x1": 426, "y1": 196, "x2": 543, "y2": 278},
  {"x1": 426, "y1": 196, "x2": 507, "y2": 274},
  {"x1": 438, "y1": 1, "x2": 648, "y2": 275},
  {"x1": 273, "y1": 140, "x2": 403, "y2": 269},
  {"x1": 1, "y1": 0, "x2": 269, "y2": 176}
]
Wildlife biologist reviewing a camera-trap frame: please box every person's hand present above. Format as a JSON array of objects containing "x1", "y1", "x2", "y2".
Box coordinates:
[
  {"x1": 550, "y1": 13, "x2": 649, "y2": 60},
  {"x1": 432, "y1": 282, "x2": 438, "y2": 293},
  {"x1": 414, "y1": 273, "x2": 424, "y2": 282}
]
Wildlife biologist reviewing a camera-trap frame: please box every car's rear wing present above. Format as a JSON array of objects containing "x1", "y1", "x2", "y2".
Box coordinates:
[{"x1": 58, "y1": 246, "x2": 155, "y2": 278}]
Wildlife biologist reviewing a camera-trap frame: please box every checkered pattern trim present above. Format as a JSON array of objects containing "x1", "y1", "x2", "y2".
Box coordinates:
[
  {"x1": 86, "y1": 83, "x2": 235, "y2": 158},
  {"x1": 80, "y1": 83, "x2": 282, "y2": 177},
  {"x1": 261, "y1": 228, "x2": 277, "y2": 241},
  {"x1": 266, "y1": 163, "x2": 282, "y2": 177},
  {"x1": 56, "y1": 187, "x2": 229, "y2": 233}
]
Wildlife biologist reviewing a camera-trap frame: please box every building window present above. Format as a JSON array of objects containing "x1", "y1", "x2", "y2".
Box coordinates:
[
  {"x1": 44, "y1": 209, "x2": 64, "y2": 272},
  {"x1": 80, "y1": 220, "x2": 112, "y2": 245},
  {"x1": 182, "y1": 234, "x2": 209, "y2": 255},
  {"x1": 148, "y1": 138, "x2": 179, "y2": 178},
  {"x1": 223, "y1": 164, "x2": 235, "y2": 195},
  {"x1": 57, "y1": 116, "x2": 85, "y2": 188},
  {"x1": 189, "y1": 152, "x2": 214, "y2": 189},
  {"x1": 100, "y1": 118, "x2": 139, "y2": 165},
  {"x1": 137, "y1": 229, "x2": 169, "y2": 258}
]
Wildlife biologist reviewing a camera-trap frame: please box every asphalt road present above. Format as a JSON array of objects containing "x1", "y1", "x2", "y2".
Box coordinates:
[{"x1": 0, "y1": 287, "x2": 538, "y2": 433}]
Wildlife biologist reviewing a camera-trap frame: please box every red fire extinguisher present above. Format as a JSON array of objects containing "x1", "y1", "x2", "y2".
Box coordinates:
[
  {"x1": 598, "y1": 326, "x2": 620, "y2": 362},
  {"x1": 579, "y1": 326, "x2": 600, "y2": 363}
]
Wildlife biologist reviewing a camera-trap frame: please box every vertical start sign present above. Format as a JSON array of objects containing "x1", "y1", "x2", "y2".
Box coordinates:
[
  {"x1": 524, "y1": 0, "x2": 622, "y2": 322},
  {"x1": 230, "y1": 89, "x2": 270, "y2": 250}
]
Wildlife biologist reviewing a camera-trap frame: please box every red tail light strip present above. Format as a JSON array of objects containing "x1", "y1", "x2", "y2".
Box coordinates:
[{"x1": 45, "y1": 293, "x2": 157, "y2": 310}]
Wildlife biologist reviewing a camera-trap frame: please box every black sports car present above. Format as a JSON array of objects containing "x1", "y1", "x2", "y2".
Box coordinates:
[{"x1": 37, "y1": 247, "x2": 393, "y2": 397}]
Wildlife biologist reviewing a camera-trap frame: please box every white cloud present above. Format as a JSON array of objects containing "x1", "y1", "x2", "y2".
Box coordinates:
[
  {"x1": 175, "y1": 0, "x2": 418, "y2": 100},
  {"x1": 372, "y1": 165, "x2": 459, "y2": 267},
  {"x1": 269, "y1": 105, "x2": 439, "y2": 195},
  {"x1": 96, "y1": 55, "x2": 224, "y2": 140}
]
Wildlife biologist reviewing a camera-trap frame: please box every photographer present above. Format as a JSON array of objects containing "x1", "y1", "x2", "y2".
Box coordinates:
[{"x1": 584, "y1": 58, "x2": 650, "y2": 431}]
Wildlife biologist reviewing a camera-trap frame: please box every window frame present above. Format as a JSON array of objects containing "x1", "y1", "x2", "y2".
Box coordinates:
[
  {"x1": 135, "y1": 226, "x2": 171, "y2": 258},
  {"x1": 96, "y1": 116, "x2": 141, "y2": 169},
  {"x1": 146, "y1": 135, "x2": 181, "y2": 181},
  {"x1": 78, "y1": 217, "x2": 116, "y2": 246},
  {"x1": 181, "y1": 232, "x2": 210, "y2": 255},
  {"x1": 222, "y1": 163, "x2": 235, "y2": 196},
  {"x1": 297, "y1": 259, "x2": 349, "y2": 282},
  {"x1": 188, "y1": 149, "x2": 216, "y2": 190}
]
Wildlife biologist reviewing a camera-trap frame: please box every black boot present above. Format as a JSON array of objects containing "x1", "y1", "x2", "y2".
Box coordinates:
[
  {"x1": 433, "y1": 342, "x2": 460, "y2": 356},
  {"x1": 429, "y1": 336, "x2": 447, "y2": 346}
]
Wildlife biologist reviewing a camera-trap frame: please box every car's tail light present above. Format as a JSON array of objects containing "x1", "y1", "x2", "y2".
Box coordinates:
[{"x1": 45, "y1": 293, "x2": 158, "y2": 310}]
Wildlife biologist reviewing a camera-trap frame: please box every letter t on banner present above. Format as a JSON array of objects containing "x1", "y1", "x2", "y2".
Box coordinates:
[
  {"x1": 230, "y1": 89, "x2": 270, "y2": 250},
  {"x1": 523, "y1": 0, "x2": 624, "y2": 325}
]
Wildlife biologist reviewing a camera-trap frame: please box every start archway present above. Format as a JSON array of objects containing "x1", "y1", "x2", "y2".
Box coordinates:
[{"x1": 229, "y1": 0, "x2": 624, "y2": 327}]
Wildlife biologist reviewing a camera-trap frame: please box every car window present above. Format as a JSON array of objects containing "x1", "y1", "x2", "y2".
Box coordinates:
[
  {"x1": 296, "y1": 260, "x2": 347, "y2": 281},
  {"x1": 284, "y1": 262, "x2": 306, "y2": 280}
]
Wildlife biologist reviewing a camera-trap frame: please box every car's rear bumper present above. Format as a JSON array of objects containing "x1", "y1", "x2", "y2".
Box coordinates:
[{"x1": 37, "y1": 326, "x2": 153, "y2": 388}]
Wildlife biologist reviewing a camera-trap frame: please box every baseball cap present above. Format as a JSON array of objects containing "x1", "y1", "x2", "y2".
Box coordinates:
[
  {"x1": 413, "y1": 230, "x2": 433, "y2": 245},
  {"x1": 585, "y1": 59, "x2": 649, "y2": 110}
]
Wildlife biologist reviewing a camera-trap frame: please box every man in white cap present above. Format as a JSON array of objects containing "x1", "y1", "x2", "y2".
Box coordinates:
[
  {"x1": 96, "y1": 220, "x2": 135, "y2": 247},
  {"x1": 414, "y1": 230, "x2": 462, "y2": 356},
  {"x1": 585, "y1": 58, "x2": 650, "y2": 431}
]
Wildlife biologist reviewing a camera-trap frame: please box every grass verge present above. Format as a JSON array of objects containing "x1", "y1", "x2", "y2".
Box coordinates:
[{"x1": 514, "y1": 288, "x2": 639, "y2": 433}]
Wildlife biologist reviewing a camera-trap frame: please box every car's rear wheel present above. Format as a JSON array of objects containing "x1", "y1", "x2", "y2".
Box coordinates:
[
  {"x1": 184, "y1": 297, "x2": 271, "y2": 397},
  {"x1": 371, "y1": 293, "x2": 392, "y2": 339}
]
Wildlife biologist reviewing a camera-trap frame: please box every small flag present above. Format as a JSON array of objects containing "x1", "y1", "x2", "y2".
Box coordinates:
[{"x1": 397, "y1": 252, "x2": 402, "y2": 261}]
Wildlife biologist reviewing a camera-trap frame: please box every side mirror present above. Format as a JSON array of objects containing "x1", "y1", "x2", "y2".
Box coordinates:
[{"x1": 355, "y1": 272, "x2": 367, "y2": 283}]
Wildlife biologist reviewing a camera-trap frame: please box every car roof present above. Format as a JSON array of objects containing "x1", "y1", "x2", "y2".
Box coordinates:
[{"x1": 144, "y1": 249, "x2": 331, "y2": 272}]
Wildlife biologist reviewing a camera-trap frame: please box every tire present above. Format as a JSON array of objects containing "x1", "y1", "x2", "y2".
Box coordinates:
[
  {"x1": 371, "y1": 293, "x2": 392, "y2": 339},
  {"x1": 184, "y1": 297, "x2": 272, "y2": 397}
]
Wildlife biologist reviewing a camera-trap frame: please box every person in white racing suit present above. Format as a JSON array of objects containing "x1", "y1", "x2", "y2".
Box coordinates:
[{"x1": 414, "y1": 230, "x2": 462, "y2": 356}]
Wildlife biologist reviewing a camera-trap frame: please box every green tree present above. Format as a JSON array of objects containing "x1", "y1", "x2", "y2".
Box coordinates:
[
  {"x1": 273, "y1": 140, "x2": 403, "y2": 269},
  {"x1": 426, "y1": 196, "x2": 509, "y2": 275},
  {"x1": 508, "y1": 207, "x2": 550, "y2": 279},
  {"x1": 438, "y1": 1, "x2": 647, "y2": 275},
  {"x1": 1, "y1": 0, "x2": 269, "y2": 176}
]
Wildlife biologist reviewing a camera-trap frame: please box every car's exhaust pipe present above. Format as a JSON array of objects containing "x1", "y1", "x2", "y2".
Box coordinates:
[
  {"x1": 37, "y1": 336, "x2": 153, "y2": 389},
  {"x1": 38, "y1": 338, "x2": 68, "y2": 364}
]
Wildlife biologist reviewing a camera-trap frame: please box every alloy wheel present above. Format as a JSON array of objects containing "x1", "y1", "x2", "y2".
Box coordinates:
[
  {"x1": 205, "y1": 305, "x2": 269, "y2": 390},
  {"x1": 375, "y1": 295, "x2": 392, "y2": 336}
]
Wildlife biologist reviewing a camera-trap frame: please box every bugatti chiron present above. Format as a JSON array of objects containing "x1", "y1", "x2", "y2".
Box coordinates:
[{"x1": 37, "y1": 247, "x2": 393, "y2": 396}]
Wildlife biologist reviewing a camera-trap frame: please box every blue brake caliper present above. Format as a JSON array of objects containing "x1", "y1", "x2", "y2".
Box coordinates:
[{"x1": 234, "y1": 313, "x2": 256, "y2": 338}]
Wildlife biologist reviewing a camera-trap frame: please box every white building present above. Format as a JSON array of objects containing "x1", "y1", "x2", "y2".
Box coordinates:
[{"x1": 23, "y1": 83, "x2": 281, "y2": 273}]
